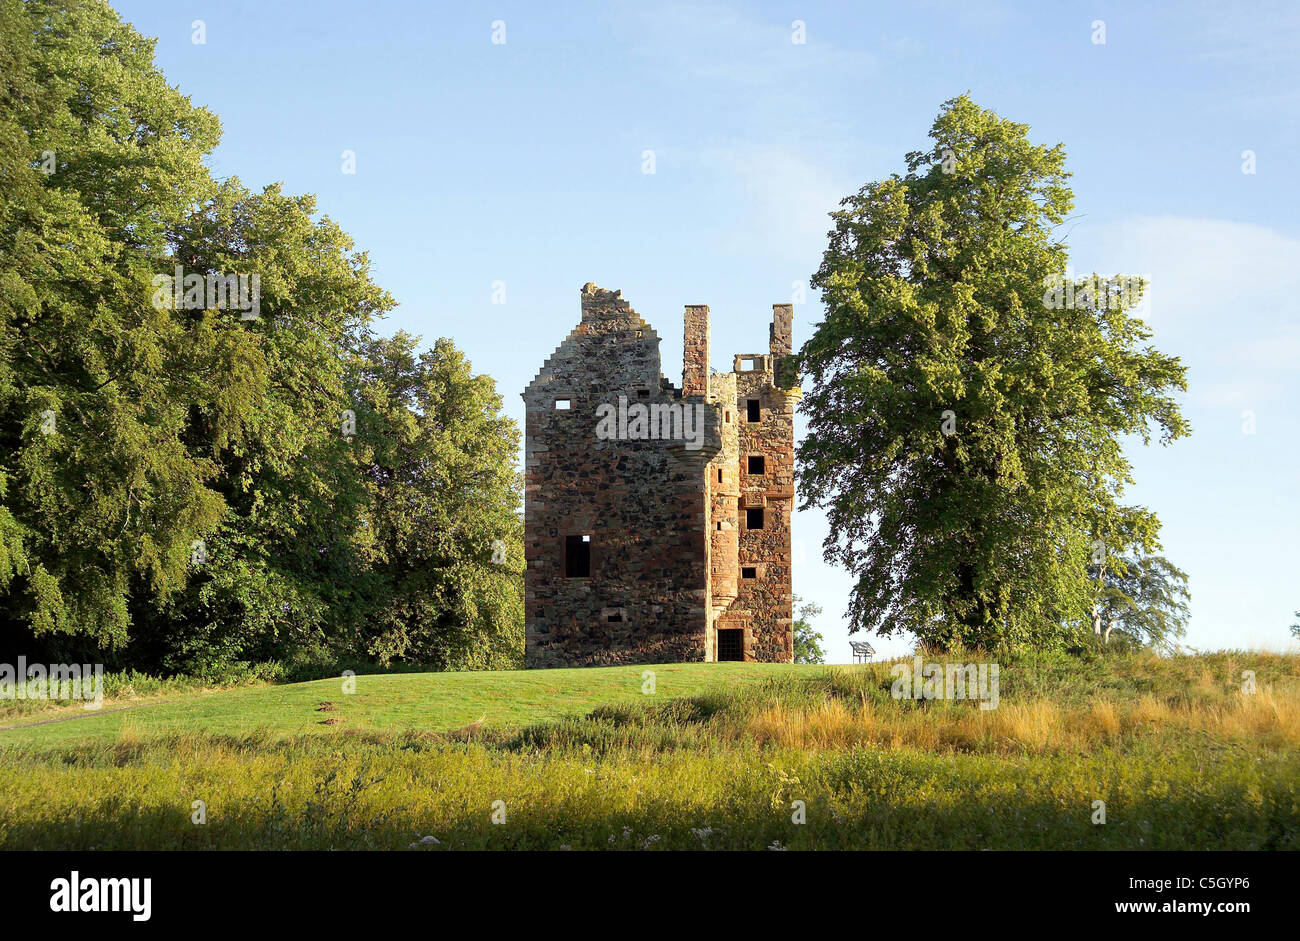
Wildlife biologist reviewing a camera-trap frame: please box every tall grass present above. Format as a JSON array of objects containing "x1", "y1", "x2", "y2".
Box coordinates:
[{"x1": 1, "y1": 649, "x2": 1296, "y2": 850}]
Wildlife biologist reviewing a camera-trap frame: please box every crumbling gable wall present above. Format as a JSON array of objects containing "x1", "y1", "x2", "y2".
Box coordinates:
[
  {"x1": 523, "y1": 284, "x2": 797, "y2": 668},
  {"x1": 522, "y1": 284, "x2": 719, "y2": 667}
]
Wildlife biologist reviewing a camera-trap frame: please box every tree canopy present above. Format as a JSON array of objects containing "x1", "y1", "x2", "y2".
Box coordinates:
[
  {"x1": 1091, "y1": 552, "x2": 1189, "y2": 652},
  {"x1": 795, "y1": 95, "x2": 1189, "y2": 652},
  {"x1": 0, "y1": 0, "x2": 523, "y2": 674},
  {"x1": 792, "y1": 596, "x2": 826, "y2": 664}
]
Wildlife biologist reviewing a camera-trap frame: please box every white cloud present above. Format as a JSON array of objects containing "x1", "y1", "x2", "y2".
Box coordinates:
[
  {"x1": 693, "y1": 143, "x2": 854, "y2": 258},
  {"x1": 1072, "y1": 216, "x2": 1300, "y2": 407},
  {"x1": 1190, "y1": 0, "x2": 1300, "y2": 66},
  {"x1": 610, "y1": 1, "x2": 877, "y2": 94},
  {"x1": 607, "y1": 0, "x2": 881, "y2": 260}
]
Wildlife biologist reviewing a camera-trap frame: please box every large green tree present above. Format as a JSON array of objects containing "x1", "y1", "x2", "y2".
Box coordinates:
[
  {"x1": 125, "y1": 179, "x2": 395, "y2": 673},
  {"x1": 795, "y1": 95, "x2": 1189, "y2": 652},
  {"x1": 791, "y1": 596, "x2": 826, "y2": 665},
  {"x1": 346, "y1": 332, "x2": 523, "y2": 670},
  {"x1": 1, "y1": 0, "x2": 524, "y2": 672},
  {"x1": 1, "y1": 0, "x2": 225, "y2": 651},
  {"x1": 1091, "y1": 552, "x2": 1189, "y2": 652}
]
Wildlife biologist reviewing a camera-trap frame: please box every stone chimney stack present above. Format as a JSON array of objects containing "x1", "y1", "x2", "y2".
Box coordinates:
[
  {"x1": 770, "y1": 303, "x2": 793, "y2": 357},
  {"x1": 683, "y1": 304, "x2": 710, "y2": 397}
]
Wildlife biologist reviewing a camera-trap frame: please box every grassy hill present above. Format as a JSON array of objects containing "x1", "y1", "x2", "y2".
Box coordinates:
[
  {"x1": 1, "y1": 651, "x2": 1297, "y2": 850},
  {"x1": 0, "y1": 662, "x2": 804, "y2": 747}
]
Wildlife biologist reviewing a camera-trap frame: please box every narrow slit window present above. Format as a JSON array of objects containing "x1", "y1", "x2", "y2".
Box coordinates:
[
  {"x1": 745, "y1": 508, "x2": 764, "y2": 530},
  {"x1": 746, "y1": 399, "x2": 761, "y2": 422},
  {"x1": 717, "y1": 468, "x2": 724, "y2": 484},
  {"x1": 564, "y1": 534, "x2": 591, "y2": 577},
  {"x1": 747, "y1": 455, "x2": 765, "y2": 475}
]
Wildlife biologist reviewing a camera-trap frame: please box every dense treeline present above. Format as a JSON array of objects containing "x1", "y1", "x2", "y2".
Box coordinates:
[{"x1": 0, "y1": 0, "x2": 523, "y2": 675}]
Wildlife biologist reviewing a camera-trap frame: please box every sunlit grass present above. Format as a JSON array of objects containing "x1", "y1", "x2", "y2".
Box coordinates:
[
  {"x1": 1, "y1": 650, "x2": 1296, "y2": 850},
  {"x1": 0, "y1": 661, "x2": 807, "y2": 743}
]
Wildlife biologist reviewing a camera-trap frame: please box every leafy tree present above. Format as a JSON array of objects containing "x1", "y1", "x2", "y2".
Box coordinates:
[
  {"x1": 1290, "y1": 612, "x2": 1299, "y2": 640},
  {"x1": 0, "y1": 0, "x2": 225, "y2": 652},
  {"x1": 0, "y1": 0, "x2": 525, "y2": 673},
  {"x1": 795, "y1": 95, "x2": 1189, "y2": 653},
  {"x1": 346, "y1": 332, "x2": 523, "y2": 670},
  {"x1": 792, "y1": 596, "x2": 826, "y2": 664},
  {"x1": 1091, "y1": 552, "x2": 1189, "y2": 652},
  {"x1": 126, "y1": 179, "x2": 394, "y2": 673}
]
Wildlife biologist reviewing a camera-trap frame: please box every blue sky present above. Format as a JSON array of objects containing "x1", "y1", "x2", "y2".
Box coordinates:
[{"x1": 116, "y1": 0, "x2": 1299, "y2": 661}]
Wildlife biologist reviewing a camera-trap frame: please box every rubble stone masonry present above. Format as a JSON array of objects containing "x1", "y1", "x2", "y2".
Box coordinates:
[{"x1": 522, "y1": 283, "x2": 799, "y2": 667}]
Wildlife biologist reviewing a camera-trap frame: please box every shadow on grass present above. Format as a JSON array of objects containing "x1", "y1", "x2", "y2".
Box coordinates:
[{"x1": 5, "y1": 787, "x2": 1295, "y2": 851}]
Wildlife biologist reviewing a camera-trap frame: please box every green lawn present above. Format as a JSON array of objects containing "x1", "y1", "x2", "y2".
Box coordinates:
[
  {"x1": 0, "y1": 661, "x2": 812, "y2": 749},
  {"x1": 2, "y1": 652, "x2": 1296, "y2": 850}
]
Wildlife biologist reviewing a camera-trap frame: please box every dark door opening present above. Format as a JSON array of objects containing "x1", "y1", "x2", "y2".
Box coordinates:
[{"x1": 717, "y1": 628, "x2": 744, "y2": 662}]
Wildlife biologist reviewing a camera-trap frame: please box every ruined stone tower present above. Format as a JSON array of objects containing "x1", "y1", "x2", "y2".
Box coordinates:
[{"x1": 522, "y1": 283, "x2": 800, "y2": 667}]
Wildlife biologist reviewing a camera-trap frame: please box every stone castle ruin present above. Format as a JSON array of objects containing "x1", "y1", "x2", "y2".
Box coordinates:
[{"x1": 522, "y1": 283, "x2": 800, "y2": 667}]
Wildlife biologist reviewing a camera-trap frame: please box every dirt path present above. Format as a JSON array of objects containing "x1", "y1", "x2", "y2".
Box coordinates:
[{"x1": 0, "y1": 699, "x2": 167, "y2": 732}]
